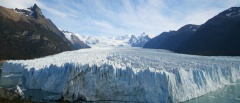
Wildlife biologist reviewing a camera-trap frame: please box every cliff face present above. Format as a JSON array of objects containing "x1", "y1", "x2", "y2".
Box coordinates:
[{"x1": 0, "y1": 4, "x2": 87, "y2": 60}]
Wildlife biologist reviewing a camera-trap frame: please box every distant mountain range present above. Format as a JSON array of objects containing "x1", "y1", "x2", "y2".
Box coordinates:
[
  {"x1": 1, "y1": 4, "x2": 238, "y2": 59},
  {"x1": 0, "y1": 4, "x2": 89, "y2": 60},
  {"x1": 129, "y1": 32, "x2": 151, "y2": 47},
  {"x1": 62, "y1": 30, "x2": 152, "y2": 48},
  {"x1": 144, "y1": 7, "x2": 240, "y2": 56}
]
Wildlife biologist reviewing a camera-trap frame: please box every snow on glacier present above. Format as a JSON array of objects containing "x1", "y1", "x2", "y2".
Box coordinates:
[{"x1": 2, "y1": 47, "x2": 240, "y2": 102}]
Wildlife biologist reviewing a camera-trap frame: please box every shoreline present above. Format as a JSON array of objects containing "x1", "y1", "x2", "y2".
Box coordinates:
[
  {"x1": 0, "y1": 60, "x2": 6, "y2": 63},
  {"x1": 0, "y1": 60, "x2": 5, "y2": 67},
  {"x1": 0, "y1": 60, "x2": 5, "y2": 70}
]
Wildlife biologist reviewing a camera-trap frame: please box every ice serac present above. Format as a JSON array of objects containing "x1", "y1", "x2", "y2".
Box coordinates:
[
  {"x1": 2, "y1": 48, "x2": 240, "y2": 102},
  {"x1": 62, "y1": 62, "x2": 240, "y2": 102}
]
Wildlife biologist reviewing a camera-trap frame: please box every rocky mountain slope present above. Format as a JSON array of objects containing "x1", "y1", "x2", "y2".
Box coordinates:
[
  {"x1": 0, "y1": 86, "x2": 24, "y2": 102},
  {"x1": 0, "y1": 4, "x2": 88, "y2": 60},
  {"x1": 62, "y1": 30, "x2": 90, "y2": 49},
  {"x1": 144, "y1": 24, "x2": 199, "y2": 51},
  {"x1": 176, "y1": 7, "x2": 240, "y2": 56},
  {"x1": 144, "y1": 7, "x2": 240, "y2": 56}
]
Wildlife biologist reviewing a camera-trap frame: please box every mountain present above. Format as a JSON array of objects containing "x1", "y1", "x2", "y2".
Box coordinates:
[
  {"x1": 128, "y1": 35, "x2": 138, "y2": 45},
  {"x1": 144, "y1": 7, "x2": 240, "y2": 56},
  {"x1": 144, "y1": 24, "x2": 200, "y2": 51},
  {"x1": 87, "y1": 35, "x2": 132, "y2": 47},
  {"x1": 175, "y1": 7, "x2": 240, "y2": 56},
  {"x1": 0, "y1": 4, "x2": 86, "y2": 60},
  {"x1": 78, "y1": 32, "x2": 151, "y2": 47},
  {"x1": 61, "y1": 30, "x2": 151, "y2": 48},
  {"x1": 115, "y1": 35, "x2": 132, "y2": 41},
  {"x1": 130, "y1": 32, "x2": 151, "y2": 47},
  {"x1": 62, "y1": 30, "x2": 90, "y2": 49},
  {"x1": 13, "y1": 4, "x2": 67, "y2": 41},
  {"x1": 78, "y1": 35, "x2": 100, "y2": 45},
  {"x1": 64, "y1": 31, "x2": 100, "y2": 45},
  {"x1": 62, "y1": 32, "x2": 132, "y2": 47}
]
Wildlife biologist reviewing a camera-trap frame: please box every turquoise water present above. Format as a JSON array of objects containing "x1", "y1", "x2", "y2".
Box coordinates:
[
  {"x1": 24, "y1": 89, "x2": 60, "y2": 102},
  {"x1": 1, "y1": 73, "x2": 240, "y2": 103},
  {"x1": 184, "y1": 82, "x2": 240, "y2": 103},
  {"x1": 0, "y1": 69, "x2": 60, "y2": 102}
]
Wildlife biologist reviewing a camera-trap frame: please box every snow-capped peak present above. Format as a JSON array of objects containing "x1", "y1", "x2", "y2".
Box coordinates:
[
  {"x1": 14, "y1": 8, "x2": 33, "y2": 17},
  {"x1": 139, "y1": 32, "x2": 156, "y2": 38},
  {"x1": 115, "y1": 35, "x2": 131, "y2": 40},
  {"x1": 138, "y1": 33, "x2": 150, "y2": 41},
  {"x1": 128, "y1": 32, "x2": 151, "y2": 47},
  {"x1": 61, "y1": 30, "x2": 152, "y2": 48},
  {"x1": 61, "y1": 30, "x2": 74, "y2": 35},
  {"x1": 61, "y1": 30, "x2": 74, "y2": 41},
  {"x1": 14, "y1": 4, "x2": 42, "y2": 18},
  {"x1": 141, "y1": 32, "x2": 147, "y2": 37},
  {"x1": 128, "y1": 35, "x2": 138, "y2": 44},
  {"x1": 61, "y1": 30, "x2": 100, "y2": 46}
]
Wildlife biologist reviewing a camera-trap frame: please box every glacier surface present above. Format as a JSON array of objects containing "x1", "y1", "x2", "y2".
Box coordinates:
[{"x1": 2, "y1": 47, "x2": 240, "y2": 102}]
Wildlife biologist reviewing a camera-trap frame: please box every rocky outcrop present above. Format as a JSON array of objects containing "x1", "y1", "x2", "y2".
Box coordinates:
[{"x1": 0, "y1": 85, "x2": 24, "y2": 101}]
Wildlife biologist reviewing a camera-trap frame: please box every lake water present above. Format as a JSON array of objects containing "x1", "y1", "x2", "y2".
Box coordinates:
[
  {"x1": 184, "y1": 82, "x2": 240, "y2": 103},
  {"x1": 0, "y1": 66, "x2": 60, "y2": 102}
]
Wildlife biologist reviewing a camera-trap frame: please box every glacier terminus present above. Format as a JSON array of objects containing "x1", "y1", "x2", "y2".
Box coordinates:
[{"x1": 2, "y1": 47, "x2": 240, "y2": 102}]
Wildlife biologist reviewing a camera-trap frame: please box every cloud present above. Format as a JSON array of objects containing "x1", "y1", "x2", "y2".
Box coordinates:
[
  {"x1": 0, "y1": 0, "x2": 239, "y2": 37},
  {"x1": 0, "y1": 0, "x2": 37, "y2": 8}
]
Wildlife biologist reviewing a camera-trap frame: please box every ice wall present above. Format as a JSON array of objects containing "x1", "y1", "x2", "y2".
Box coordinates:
[
  {"x1": 62, "y1": 63, "x2": 240, "y2": 102},
  {"x1": 2, "y1": 62, "x2": 71, "y2": 93},
  {"x1": 2, "y1": 48, "x2": 240, "y2": 102}
]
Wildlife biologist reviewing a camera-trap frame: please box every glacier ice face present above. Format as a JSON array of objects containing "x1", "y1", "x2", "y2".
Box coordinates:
[{"x1": 2, "y1": 47, "x2": 240, "y2": 102}]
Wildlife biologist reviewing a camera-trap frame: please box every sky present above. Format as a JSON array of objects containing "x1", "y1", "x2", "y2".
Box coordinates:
[{"x1": 0, "y1": 0, "x2": 240, "y2": 37}]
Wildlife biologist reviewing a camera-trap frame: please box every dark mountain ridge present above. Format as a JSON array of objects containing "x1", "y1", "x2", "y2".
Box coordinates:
[
  {"x1": 176, "y1": 7, "x2": 240, "y2": 56},
  {"x1": 0, "y1": 4, "x2": 88, "y2": 60},
  {"x1": 144, "y1": 24, "x2": 200, "y2": 51},
  {"x1": 144, "y1": 7, "x2": 240, "y2": 56}
]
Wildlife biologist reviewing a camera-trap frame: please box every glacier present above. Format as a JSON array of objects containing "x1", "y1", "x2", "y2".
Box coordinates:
[{"x1": 2, "y1": 47, "x2": 240, "y2": 102}]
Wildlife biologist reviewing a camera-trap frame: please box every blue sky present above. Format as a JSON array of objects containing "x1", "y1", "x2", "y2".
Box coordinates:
[{"x1": 1, "y1": 0, "x2": 240, "y2": 37}]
